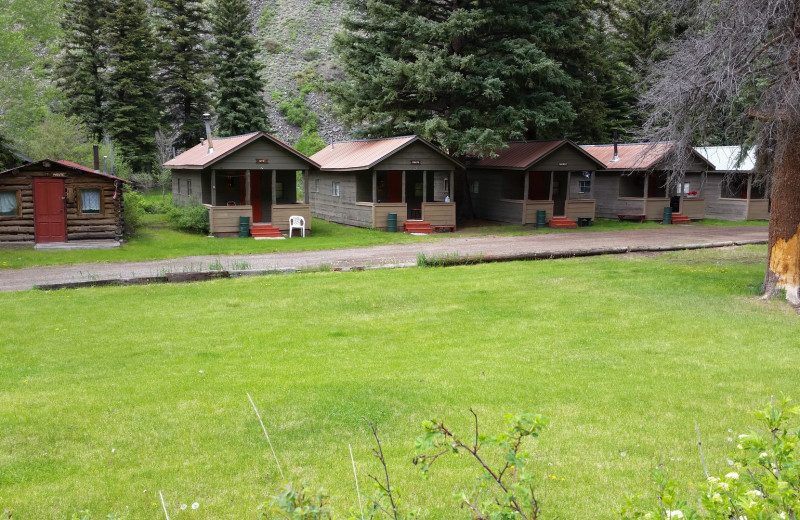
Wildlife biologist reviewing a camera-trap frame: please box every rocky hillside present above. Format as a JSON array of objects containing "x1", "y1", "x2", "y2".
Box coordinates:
[{"x1": 250, "y1": 0, "x2": 350, "y2": 149}]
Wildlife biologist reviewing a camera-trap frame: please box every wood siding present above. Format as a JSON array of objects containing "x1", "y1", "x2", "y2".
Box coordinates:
[
  {"x1": 272, "y1": 204, "x2": 311, "y2": 231},
  {"x1": 468, "y1": 171, "x2": 524, "y2": 223},
  {"x1": 211, "y1": 139, "x2": 311, "y2": 171},
  {"x1": 747, "y1": 199, "x2": 770, "y2": 220},
  {"x1": 704, "y1": 173, "x2": 770, "y2": 220},
  {"x1": 172, "y1": 170, "x2": 203, "y2": 206},
  {"x1": 644, "y1": 198, "x2": 671, "y2": 220},
  {"x1": 679, "y1": 197, "x2": 706, "y2": 219},
  {"x1": 523, "y1": 201, "x2": 553, "y2": 224},
  {"x1": 374, "y1": 141, "x2": 461, "y2": 171},
  {"x1": 207, "y1": 205, "x2": 251, "y2": 234},
  {"x1": 309, "y1": 171, "x2": 373, "y2": 227},
  {"x1": 372, "y1": 203, "x2": 407, "y2": 230},
  {"x1": 530, "y1": 146, "x2": 599, "y2": 171},
  {"x1": 565, "y1": 199, "x2": 596, "y2": 220},
  {"x1": 421, "y1": 202, "x2": 455, "y2": 227},
  {"x1": 0, "y1": 168, "x2": 123, "y2": 243}
]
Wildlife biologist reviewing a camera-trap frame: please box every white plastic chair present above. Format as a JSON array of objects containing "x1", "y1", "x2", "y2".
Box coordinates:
[{"x1": 289, "y1": 215, "x2": 305, "y2": 238}]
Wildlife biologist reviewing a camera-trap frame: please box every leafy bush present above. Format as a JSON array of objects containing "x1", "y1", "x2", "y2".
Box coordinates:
[
  {"x1": 167, "y1": 203, "x2": 209, "y2": 234},
  {"x1": 302, "y1": 48, "x2": 321, "y2": 62},
  {"x1": 622, "y1": 397, "x2": 800, "y2": 520},
  {"x1": 122, "y1": 189, "x2": 145, "y2": 238}
]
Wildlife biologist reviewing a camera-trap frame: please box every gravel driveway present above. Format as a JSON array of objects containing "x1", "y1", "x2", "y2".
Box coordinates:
[{"x1": 0, "y1": 226, "x2": 768, "y2": 292}]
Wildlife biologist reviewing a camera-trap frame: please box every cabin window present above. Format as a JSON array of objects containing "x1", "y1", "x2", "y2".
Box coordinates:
[
  {"x1": 176, "y1": 179, "x2": 181, "y2": 195},
  {"x1": 187, "y1": 179, "x2": 192, "y2": 197},
  {"x1": 313, "y1": 179, "x2": 319, "y2": 193},
  {"x1": 80, "y1": 189, "x2": 102, "y2": 214},
  {"x1": 0, "y1": 191, "x2": 19, "y2": 217},
  {"x1": 471, "y1": 181, "x2": 479, "y2": 194},
  {"x1": 332, "y1": 181, "x2": 340, "y2": 197},
  {"x1": 579, "y1": 180, "x2": 591, "y2": 194}
]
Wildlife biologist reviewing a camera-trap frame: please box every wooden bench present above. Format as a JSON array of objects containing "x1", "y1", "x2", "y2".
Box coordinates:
[{"x1": 617, "y1": 214, "x2": 646, "y2": 223}]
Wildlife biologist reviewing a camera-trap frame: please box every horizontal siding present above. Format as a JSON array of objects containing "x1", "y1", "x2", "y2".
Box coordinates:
[
  {"x1": 565, "y1": 199, "x2": 595, "y2": 220},
  {"x1": 207, "y1": 205, "x2": 251, "y2": 234},
  {"x1": 373, "y1": 203, "x2": 407, "y2": 230},
  {"x1": 211, "y1": 139, "x2": 312, "y2": 170},
  {"x1": 523, "y1": 201, "x2": 553, "y2": 224},
  {"x1": 747, "y1": 199, "x2": 770, "y2": 220},
  {"x1": 467, "y1": 171, "x2": 524, "y2": 223},
  {"x1": 421, "y1": 202, "x2": 455, "y2": 227},
  {"x1": 309, "y1": 171, "x2": 373, "y2": 227},
  {"x1": 272, "y1": 204, "x2": 311, "y2": 231},
  {"x1": 705, "y1": 174, "x2": 747, "y2": 220},
  {"x1": 375, "y1": 141, "x2": 461, "y2": 171},
  {"x1": 533, "y1": 146, "x2": 600, "y2": 171},
  {"x1": 680, "y1": 198, "x2": 706, "y2": 219},
  {"x1": 644, "y1": 198, "x2": 671, "y2": 220}
]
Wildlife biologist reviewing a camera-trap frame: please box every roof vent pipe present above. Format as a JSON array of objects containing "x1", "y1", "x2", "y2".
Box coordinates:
[
  {"x1": 93, "y1": 144, "x2": 100, "y2": 172},
  {"x1": 611, "y1": 130, "x2": 620, "y2": 162},
  {"x1": 203, "y1": 113, "x2": 214, "y2": 154}
]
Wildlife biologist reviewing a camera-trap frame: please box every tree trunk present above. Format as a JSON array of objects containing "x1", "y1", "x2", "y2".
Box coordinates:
[{"x1": 762, "y1": 129, "x2": 800, "y2": 307}]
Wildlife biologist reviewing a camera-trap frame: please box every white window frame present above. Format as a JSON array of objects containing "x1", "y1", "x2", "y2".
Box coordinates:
[
  {"x1": 0, "y1": 190, "x2": 20, "y2": 217},
  {"x1": 578, "y1": 180, "x2": 591, "y2": 194},
  {"x1": 332, "y1": 181, "x2": 340, "y2": 197},
  {"x1": 80, "y1": 188, "x2": 102, "y2": 215}
]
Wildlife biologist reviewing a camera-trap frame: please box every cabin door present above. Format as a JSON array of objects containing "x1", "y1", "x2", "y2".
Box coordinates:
[
  {"x1": 33, "y1": 178, "x2": 66, "y2": 243},
  {"x1": 387, "y1": 171, "x2": 403, "y2": 202}
]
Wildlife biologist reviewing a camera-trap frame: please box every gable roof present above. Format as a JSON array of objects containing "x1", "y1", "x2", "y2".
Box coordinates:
[
  {"x1": 581, "y1": 142, "x2": 715, "y2": 171},
  {"x1": 694, "y1": 146, "x2": 755, "y2": 172},
  {"x1": 310, "y1": 135, "x2": 464, "y2": 171},
  {"x1": 0, "y1": 159, "x2": 129, "y2": 182},
  {"x1": 164, "y1": 131, "x2": 318, "y2": 169},
  {"x1": 471, "y1": 139, "x2": 605, "y2": 170}
]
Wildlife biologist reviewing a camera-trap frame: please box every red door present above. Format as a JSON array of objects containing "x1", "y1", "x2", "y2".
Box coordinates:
[
  {"x1": 387, "y1": 171, "x2": 403, "y2": 202},
  {"x1": 33, "y1": 178, "x2": 66, "y2": 243}
]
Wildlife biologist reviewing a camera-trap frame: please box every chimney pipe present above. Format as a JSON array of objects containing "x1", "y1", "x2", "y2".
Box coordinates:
[
  {"x1": 93, "y1": 144, "x2": 100, "y2": 171},
  {"x1": 203, "y1": 113, "x2": 214, "y2": 154},
  {"x1": 611, "y1": 130, "x2": 619, "y2": 162}
]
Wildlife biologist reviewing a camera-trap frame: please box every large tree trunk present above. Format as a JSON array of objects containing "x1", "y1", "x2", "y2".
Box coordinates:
[{"x1": 762, "y1": 129, "x2": 800, "y2": 307}]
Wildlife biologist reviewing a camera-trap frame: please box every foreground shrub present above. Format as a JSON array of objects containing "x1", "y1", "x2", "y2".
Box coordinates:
[
  {"x1": 122, "y1": 189, "x2": 145, "y2": 237},
  {"x1": 622, "y1": 397, "x2": 800, "y2": 520},
  {"x1": 167, "y1": 203, "x2": 209, "y2": 234}
]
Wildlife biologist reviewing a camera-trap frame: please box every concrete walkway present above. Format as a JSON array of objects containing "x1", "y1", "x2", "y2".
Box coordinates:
[{"x1": 0, "y1": 226, "x2": 768, "y2": 292}]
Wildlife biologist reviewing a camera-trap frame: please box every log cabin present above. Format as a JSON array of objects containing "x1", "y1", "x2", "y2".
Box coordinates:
[
  {"x1": 309, "y1": 136, "x2": 464, "y2": 233},
  {"x1": 581, "y1": 142, "x2": 715, "y2": 222},
  {"x1": 694, "y1": 146, "x2": 769, "y2": 221},
  {"x1": 165, "y1": 131, "x2": 319, "y2": 238},
  {"x1": 0, "y1": 159, "x2": 128, "y2": 244},
  {"x1": 465, "y1": 140, "x2": 606, "y2": 228}
]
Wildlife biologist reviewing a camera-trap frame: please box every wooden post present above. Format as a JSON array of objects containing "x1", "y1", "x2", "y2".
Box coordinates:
[
  {"x1": 449, "y1": 170, "x2": 454, "y2": 200},
  {"x1": 422, "y1": 170, "x2": 427, "y2": 203},
  {"x1": 523, "y1": 171, "x2": 530, "y2": 224},
  {"x1": 245, "y1": 170, "x2": 251, "y2": 206},
  {"x1": 566, "y1": 171, "x2": 571, "y2": 201},
  {"x1": 271, "y1": 170, "x2": 277, "y2": 205},
  {"x1": 402, "y1": 170, "x2": 406, "y2": 203},
  {"x1": 642, "y1": 173, "x2": 649, "y2": 215},
  {"x1": 549, "y1": 171, "x2": 554, "y2": 200},
  {"x1": 211, "y1": 169, "x2": 217, "y2": 206},
  {"x1": 590, "y1": 170, "x2": 596, "y2": 197},
  {"x1": 303, "y1": 170, "x2": 309, "y2": 204},
  {"x1": 372, "y1": 170, "x2": 377, "y2": 203}
]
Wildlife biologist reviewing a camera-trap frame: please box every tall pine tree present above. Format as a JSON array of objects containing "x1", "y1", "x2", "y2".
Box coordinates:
[
  {"x1": 54, "y1": 0, "x2": 111, "y2": 141},
  {"x1": 330, "y1": 0, "x2": 578, "y2": 157},
  {"x1": 209, "y1": 0, "x2": 270, "y2": 136},
  {"x1": 105, "y1": 0, "x2": 160, "y2": 172},
  {"x1": 152, "y1": 0, "x2": 211, "y2": 151}
]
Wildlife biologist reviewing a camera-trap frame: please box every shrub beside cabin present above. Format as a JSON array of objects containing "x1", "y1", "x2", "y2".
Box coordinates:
[
  {"x1": 0, "y1": 159, "x2": 127, "y2": 244},
  {"x1": 309, "y1": 136, "x2": 463, "y2": 233},
  {"x1": 165, "y1": 132, "x2": 318, "y2": 238}
]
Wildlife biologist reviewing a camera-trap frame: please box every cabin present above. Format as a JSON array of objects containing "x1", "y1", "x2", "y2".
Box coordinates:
[
  {"x1": 695, "y1": 146, "x2": 769, "y2": 221},
  {"x1": 165, "y1": 132, "x2": 318, "y2": 238},
  {"x1": 465, "y1": 140, "x2": 606, "y2": 227},
  {"x1": 581, "y1": 142, "x2": 715, "y2": 222},
  {"x1": 0, "y1": 159, "x2": 128, "y2": 244},
  {"x1": 309, "y1": 136, "x2": 464, "y2": 233}
]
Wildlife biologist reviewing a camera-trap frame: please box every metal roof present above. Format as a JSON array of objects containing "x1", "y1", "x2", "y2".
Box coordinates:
[
  {"x1": 0, "y1": 159, "x2": 129, "y2": 182},
  {"x1": 581, "y1": 142, "x2": 715, "y2": 171},
  {"x1": 694, "y1": 146, "x2": 755, "y2": 172},
  {"x1": 471, "y1": 140, "x2": 605, "y2": 170},
  {"x1": 164, "y1": 131, "x2": 318, "y2": 169},
  {"x1": 310, "y1": 135, "x2": 463, "y2": 171}
]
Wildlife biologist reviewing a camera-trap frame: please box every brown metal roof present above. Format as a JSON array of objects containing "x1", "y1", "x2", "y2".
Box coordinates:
[
  {"x1": 471, "y1": 140, "x2": 605, "y2": 170},
  {"x1": 310, "y1": 135, "x2": 463, "y2": 171},
  {"x1": 164, "y1": 131, "x2": 318, "y2": 169},
  {"x1": 0, "y1": 159, "x2": 129, "y2": 182},
  {"x1": 580, "y1": 142, "x2": 714, "y2": 171}
]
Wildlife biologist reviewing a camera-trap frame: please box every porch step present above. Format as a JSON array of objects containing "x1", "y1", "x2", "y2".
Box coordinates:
[
  {"x1": 250, "y1": 224, "x2": 284, "y2": 239},
  {"x1": 670, "y1": 213, "x2": 692, "y2": 224},
  {"x1": 404, "y1": 220, "x2": 433, "y2": 234},
  {"x1": 548, "y1": 217, "x2": 578, "y2": 229}
]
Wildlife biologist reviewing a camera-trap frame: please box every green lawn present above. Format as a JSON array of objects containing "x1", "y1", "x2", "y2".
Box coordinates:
[
  {"x1": 1, "y1": 245, "x2": 796, "y2": 519},
  {"x1": 0, "y1": 210, "x2": 767, "y2": 270}
]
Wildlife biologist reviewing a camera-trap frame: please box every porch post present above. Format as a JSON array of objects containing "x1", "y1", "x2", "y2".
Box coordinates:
[
  {"x1": 271, "y1": 170, "x2": 277, "y2": 206},
  {"x1": 422, "y1": 170, "x2": 427, "y2": 202},
  {"x1": 523, "y1": 171, "x2": 530, "y2": 225},
  {"x1": 566, "y1": 171, "x2": 572, "y2": 201},
  {"x1": 643, "y1": 173, "x2": 649, "y2": 216},
  {"x1": 590, "y1": 170, "x2": 596, "y2": 197},
  {"x1": 449, "y1": 170, "x2": 454, "y2": 199},
  {"x1": 245, "y1": 170, "x2": 251, "y2": 205},
  {"x1": 303, "y1": 170, "x2": 309, "y2": 204},
  {"x1": 211, "y1": 169, "x2": 217, "y2": 206},
  {"x1": 746, "y1": 174, "x2": 753, "y2": 218},
  {"x1": 402, "y1": 170, "x2": 406, "y2": 203},
  {"x1": 372, "y1": 170, "x2": 377, "y2": 203},
  {"x1": 549, "y1": 172, "x2": 554, "y2": 200}
]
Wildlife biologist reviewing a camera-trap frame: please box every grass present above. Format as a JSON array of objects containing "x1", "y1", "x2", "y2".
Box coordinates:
[{"x1": 1, "y1": 245, "x2": 797, "y2": 519}]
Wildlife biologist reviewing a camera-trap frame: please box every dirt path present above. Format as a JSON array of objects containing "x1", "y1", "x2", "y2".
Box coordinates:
[{"x1": 0, "y1": 226, "x2": 768, "y2": 292}]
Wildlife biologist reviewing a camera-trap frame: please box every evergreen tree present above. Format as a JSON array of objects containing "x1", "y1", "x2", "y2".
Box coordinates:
[
  {"x1": 209, "y1": 0, "x2": 270, "y2": 136},
  {"x1": 330, "y1": 0, "x2": 579, "y2": 157},
  {"x1": 54, "y1": 0, "x2": 111, "y2": 141},
  {"x1": 105, "y1": 0, "x2": 160, "y2": 172},
  {"x1": 0, "y1": 131, "x2": 19, "y2": 169},
  {"x1": 152, "y1": 0, "x2": 211, "y2": 150}
]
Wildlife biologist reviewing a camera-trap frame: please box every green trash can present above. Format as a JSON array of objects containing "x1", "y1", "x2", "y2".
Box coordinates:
[
  {"x1": 238, "y1": 216, "x2": 250, "y2": 237},
  {"x1": 387, "y1": 212, "x2": 397, "y2": 232},
  {"x1": 662, "y1": 207, "x2": 672, "y2": 225},
  {"x1": 536, "y1": 209, "x2": 546, "y2": 228}
]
